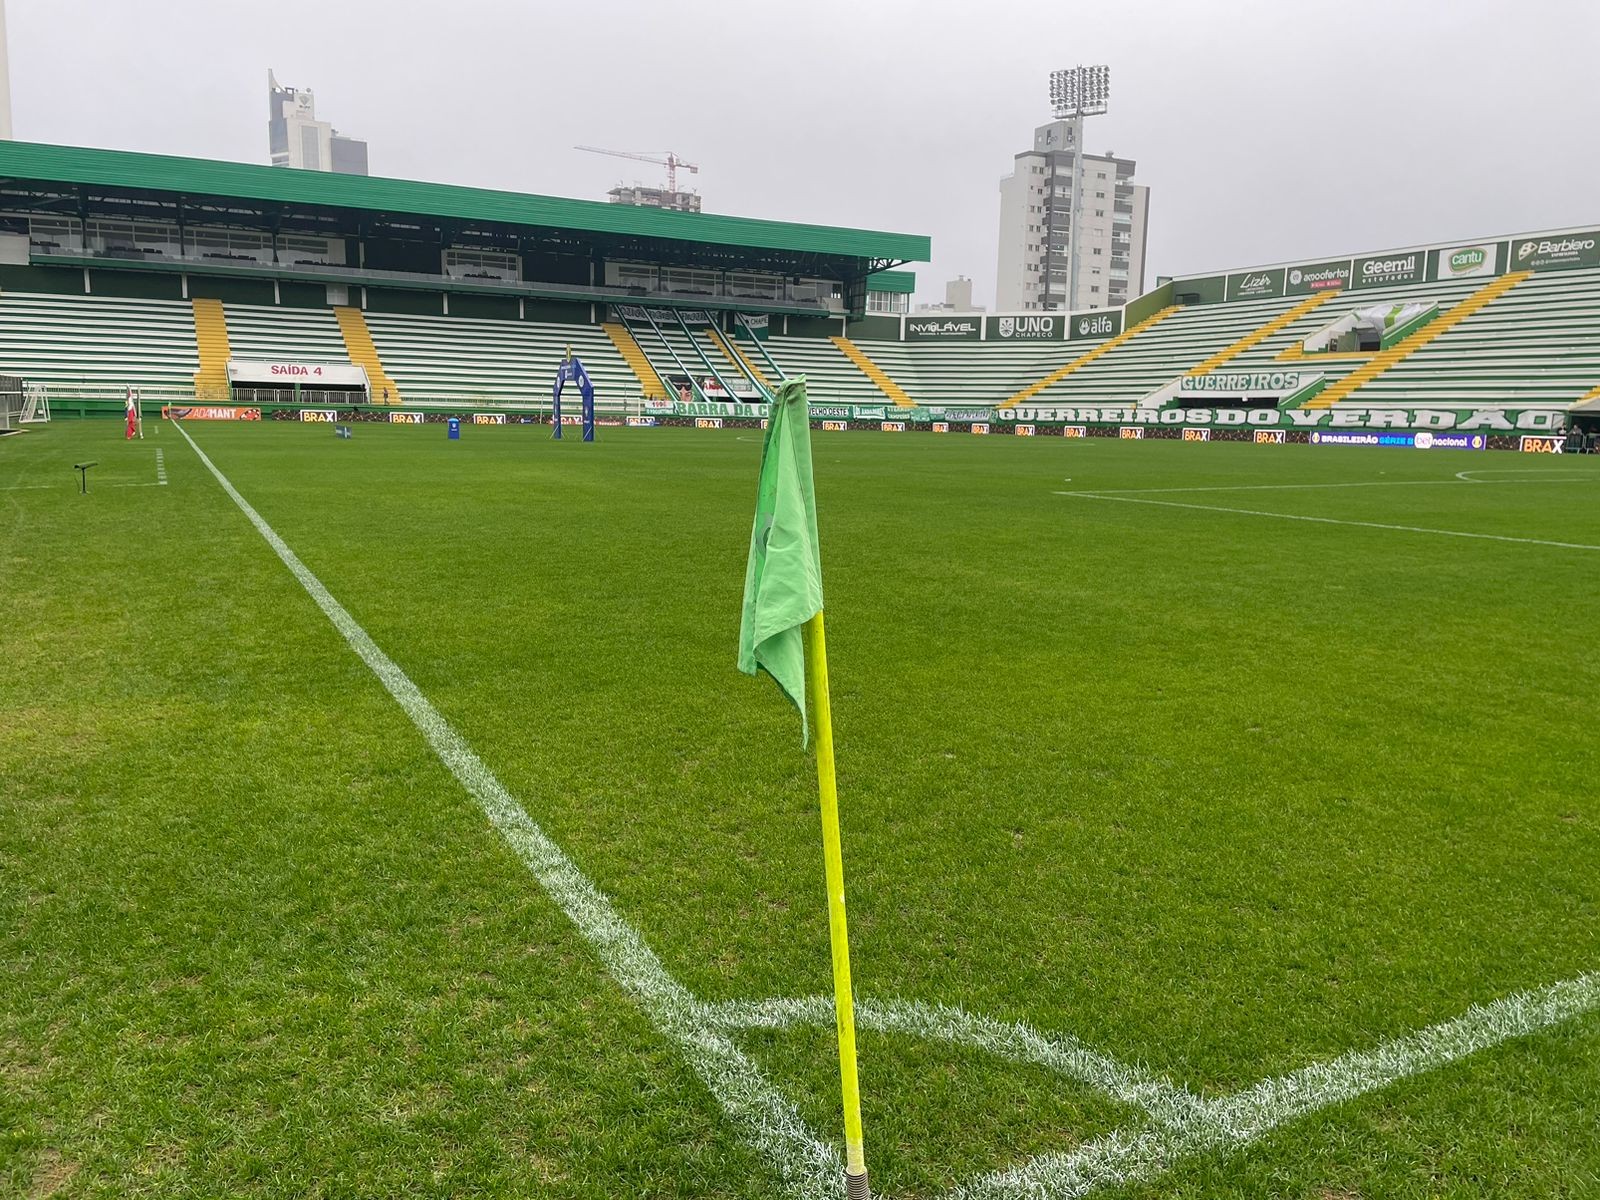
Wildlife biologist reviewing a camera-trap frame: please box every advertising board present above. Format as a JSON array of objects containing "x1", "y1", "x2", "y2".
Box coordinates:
[
  {"x1": 161, "y1": 406, "x2": 261, "y2": 420},
  {"x1": 1069, "y1": 311, "x2": 1123, "y2": 340},
  {"x1": 1353, "y1": 250, "x2": 1427, "y2": 289},
  {"x1": 1284, "y1": 259, "x2": 1353, "y2": 295},
  {"x1": 1309, "y1": 430, "x2": 1487, "y2": 449},
  {"x1": 1510, "y1": 232, "x2": 1600, "y2": 272},
  {"x1": 905, "y1": 317, "x2": 982, "y2": 341},
  {"x1": 1225, "y1": 268, "x2": 1285, "y2": 301},
  {"x1": 1434, "y1": 243, "x2": 1498, "y2": 280},
  {"x1": 986, "y1": 314, "x2": 1062, "y2": 341}
]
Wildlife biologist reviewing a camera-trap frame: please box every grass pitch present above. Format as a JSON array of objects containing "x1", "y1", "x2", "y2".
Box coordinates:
[{"x1": 3, "y1": 419, "x2": 1598, "y2": 1199}]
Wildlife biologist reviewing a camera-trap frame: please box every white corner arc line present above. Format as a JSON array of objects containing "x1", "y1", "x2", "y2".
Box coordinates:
[
  {"x1": 171, "y1": 420, "x2": 841, "y2": 1200},
  {"x1": 1054, "y1": 491, "x2": 1600, "y2": 552},
  {"x1": 947, "y1": 970, "x2": 1600, "y2": 1199},
  {"x1": 702, "y1": 995, "x2": 1202, "y2": 1128}
]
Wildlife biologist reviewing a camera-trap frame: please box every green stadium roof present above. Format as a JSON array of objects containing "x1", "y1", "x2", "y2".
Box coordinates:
[
  {"x1": 866, "y1": 269, "x2": 916, "y2": 293},
  {"x1": 0, "y1": 141, "x2": 931, "y2": 263}
]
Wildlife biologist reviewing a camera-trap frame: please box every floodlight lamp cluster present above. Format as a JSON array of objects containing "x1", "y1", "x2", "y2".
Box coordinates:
[{"x1": 1049, "y1": 64, "x2": 1110, "y2": 118}]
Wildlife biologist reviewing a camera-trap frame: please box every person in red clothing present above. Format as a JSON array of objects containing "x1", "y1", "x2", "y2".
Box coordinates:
[{"x1": 124, "y1": 389, "x2": 139, "y2": 440}]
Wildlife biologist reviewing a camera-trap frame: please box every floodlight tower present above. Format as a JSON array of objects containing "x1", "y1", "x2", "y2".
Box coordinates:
[
  {"x1": 1047, "y1": 64, "x2": 1109, "y2": 311},
  {"x1": 0, "y1": 0, "x2": 13, "y2": 140}
]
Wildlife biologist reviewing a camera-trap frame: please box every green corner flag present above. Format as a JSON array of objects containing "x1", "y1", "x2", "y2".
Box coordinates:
[
  {"x1": 736, "y1": 374, "x2": 871, "y2": 1198},
  {"x1": 737, "y1": 376, "x2": 823, "y2": 744}
]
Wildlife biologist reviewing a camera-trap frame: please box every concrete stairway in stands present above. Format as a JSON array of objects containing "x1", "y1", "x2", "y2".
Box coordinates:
[
  {"x1": 602, "y1": 321, "x2": 667, "y2": 399},
  {"x1": 1308, "y1": 272, "x2": 1531, "y2": 408},
  {"x1": 829, "y1": 335, "x2": 916, "y2": 407},
  {"x1": 191, "y1": 298, "x2": 232, "y2": 399},
  {"x1": 334, "y1": 306, "x2": 403, "y2": 404}
]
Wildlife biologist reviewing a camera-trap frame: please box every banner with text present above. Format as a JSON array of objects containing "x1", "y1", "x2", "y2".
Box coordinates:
[
  {"x1": 1284, "y1": 259, "x2": 1353, "y2": 295},
  {"x1": 985, "y1": 314, "x2": 1064, "y2": 341},
  {"x1": 1510, "y1": 232, "x2": 1600, "y2": 273},
  {"x1": 905, "y1": 316, "x2": 982, "y2": 341},
  {"x1": 1226, "y1": 268, "x2": 1285, "y2": 301},
  {"x1": 1004, "y1": 405, "x2": 1562, "y2": 432},
  {"x1": 1433, "y1": 243, "x2": 1498, "y2": 281},
  {"x1": 1070, "y1": 310, "x2": 1124, "y2": 340}
]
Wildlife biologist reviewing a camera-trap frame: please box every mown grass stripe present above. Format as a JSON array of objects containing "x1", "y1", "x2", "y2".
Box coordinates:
[
  {"x1": 949, "y1": 971, "x2": 1600, "y2": 1199},
  {"x1": 172, "y1": 419, "x2": 842, "y2": 1200}
]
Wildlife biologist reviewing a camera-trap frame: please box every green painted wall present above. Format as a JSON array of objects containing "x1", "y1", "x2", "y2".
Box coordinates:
[
  {"x1": 450, "y1": 293, "x2": 519, "y2": 321},
  {"x1": 188, "y1": 275, "x2": 276, "y2": 305},
  {"x1": 1173, "y1": 274, "x2": 1225, "y2": 305},
  {"x1": 0, "y1": 264, "x2": 83, "y2": 293},
  {"x1": 278, "y1": 281, "x2": 331, "y2": 308},
  {"x1": 845, "y1": 314, "x2": 900, "y2": 341},
  {"x1": 787, "y1": 315, "x2": 842, "y2": 339},
  {"x1": 1124, "y1": 279, "x2": 1174, "y2": 325},
  {"x1": 365, "y1": 287, "x2": 443, "y2": 315},
  {"x1": 89, "y1": 270, "x2": 183, "y2": 300},
  {"x1": 522, "y1": 298, "x2": 589, "y2": 324}
]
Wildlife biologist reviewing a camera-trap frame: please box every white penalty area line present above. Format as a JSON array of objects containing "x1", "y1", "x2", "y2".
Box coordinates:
[
  {"x1": 1077, "y1": 477, "x2": 1597, "y2": 496},
  {"x1": 1055, "y1": 491, "x2": 1600, "y2": 552},
  {"x1": 947, "y1": 970, "x2": 1600, "y2": 1200},
  {"x1": 171, "y1": 420, "x2": 842, "y2": 1200}
]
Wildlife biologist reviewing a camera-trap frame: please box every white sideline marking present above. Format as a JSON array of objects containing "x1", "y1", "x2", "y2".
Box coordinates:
[
  {"x1": 1055, "y1": 491, "x2": 1600, "y2": 552},
  {"x1": 703, "y1": 995, "x2": 1203, "y2": 1128},
  {"x1": 1456, "y1": 467, "x2": 1593, "y2": 482},
  {"x1": 1079, "y1": 477, "x2": 1596, "y2": 495},
  {"x1": 947, "y1": 970, "x2": 1600, "y2": 1199},
  {"x1": 155, "y1": 448, "x2": 167, "y2": 485},
  {"x1": 172, "y1": 420, "x2": 841, "y2": 1200}
]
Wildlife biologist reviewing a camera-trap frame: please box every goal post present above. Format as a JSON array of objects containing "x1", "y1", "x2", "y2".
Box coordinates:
[
  {"x1": 22, "y1": 383, "x2": 49, "y2": 424},
  {"x1": 0, "y1": 376, "x2": 51, "y2": 429},
  {"x1": 0, "y1": 374, "x2": 21, "y2": 432}
]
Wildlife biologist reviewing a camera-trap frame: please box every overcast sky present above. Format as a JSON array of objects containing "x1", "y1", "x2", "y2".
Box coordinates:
[{"x1": 7, "y1": 0, "x2": 1598, "y2": 309}]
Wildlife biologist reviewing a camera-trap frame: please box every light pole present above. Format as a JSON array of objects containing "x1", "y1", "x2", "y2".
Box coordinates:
[{"x1": 1048, "y1": 65, "x2": 1109, "y2": 312}]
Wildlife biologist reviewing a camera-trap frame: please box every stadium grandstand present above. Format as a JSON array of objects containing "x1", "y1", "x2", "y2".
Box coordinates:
[{"x1": 1, "y1": 139, "x2": 1597, "y2": 449}]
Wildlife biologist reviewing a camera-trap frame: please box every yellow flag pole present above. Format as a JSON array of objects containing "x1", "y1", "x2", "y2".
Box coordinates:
[{"x1": 804, "y1": 609, "x2": 870, "y2": 1199}]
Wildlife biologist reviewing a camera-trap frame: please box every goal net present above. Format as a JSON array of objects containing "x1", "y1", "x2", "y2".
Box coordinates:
[{"x1": 0, "y1": 376, "x2": 49, "y2": 430}]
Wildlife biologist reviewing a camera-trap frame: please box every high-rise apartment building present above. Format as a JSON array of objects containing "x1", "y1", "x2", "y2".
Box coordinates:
[
  {"x1": 268, "y1": 71, "x2": 368, "y2": 175},
  {"x1": 996, "y1": 120, "x2": 1148, "y2": 311}
]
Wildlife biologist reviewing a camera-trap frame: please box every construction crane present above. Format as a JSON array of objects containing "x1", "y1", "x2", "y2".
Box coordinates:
[{"x1": 574, "y1": 146, "x2": 699, "y2": 195}]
